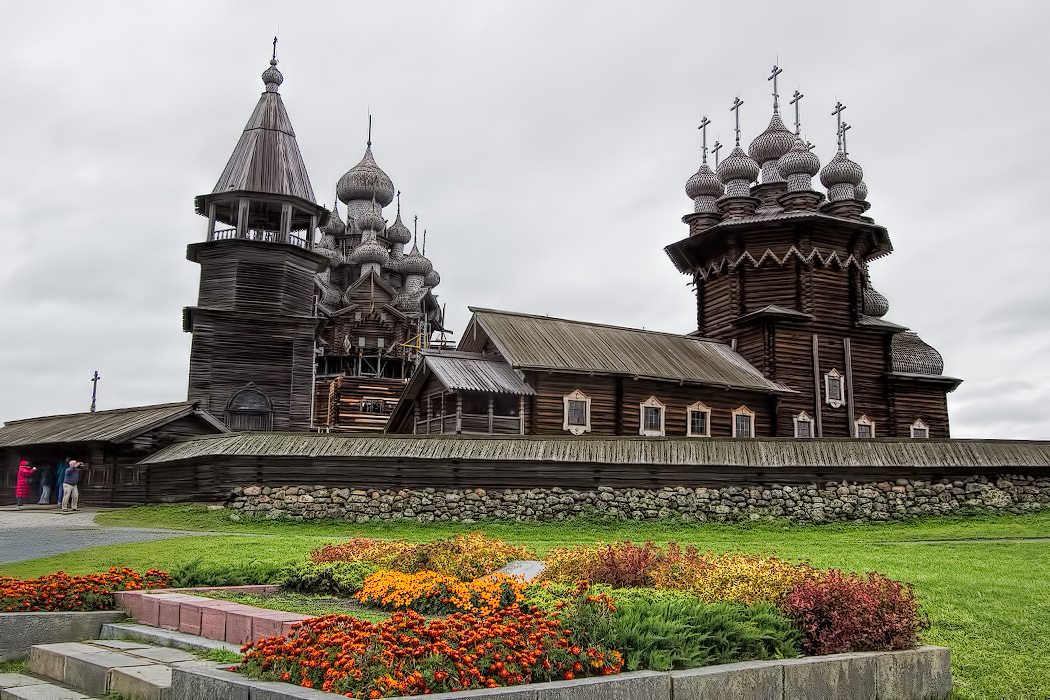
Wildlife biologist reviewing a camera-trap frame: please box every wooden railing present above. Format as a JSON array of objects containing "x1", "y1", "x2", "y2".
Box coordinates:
[
  {"x1": 416, "y1": 413, "x2": 522, "y2": 435},
  {"x1": 207, "y1": 228, "x2": 312, "y2": 249}
]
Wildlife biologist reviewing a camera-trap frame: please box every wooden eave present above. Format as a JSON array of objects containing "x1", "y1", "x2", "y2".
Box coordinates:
[
  {"x1": 185, "y1": 237, "x2": 330, "y2": 270},
  {"x1": 732, "y1": 305, "x2": 815, "y2": 326},
  {"x1": 886, "y1": 371, "x2": 964, "y2": 392}
]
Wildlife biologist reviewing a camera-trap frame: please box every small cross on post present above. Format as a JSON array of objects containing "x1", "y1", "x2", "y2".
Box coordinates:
[
  {"x1": 831, "y1": 101, "x2": 846, "y2": 150},
  {"x1": 90, "y1": 371, "x2": 100, "y2": 413},
  {"x1": 730, "y1": 97, "x2": 744, "y2": 145},
  {"x1": 789, "y1": 90, "x2": 804, "y2": 135},
  {"x1": 712, "y1": 140, "x2": 723, "y2": 167},
  {"x1": 367, "y1": 113, "x2": 372, "y2": 147},
  {"x1": 839, "y1": 122, "x2": 852, "y2": 155},
  {"x1": 272, "y1": 36, "x2": 278, "y2": 62},
  {"x1": 768, "y1": 65, "x2": 783, "y2": 112},
  {"x1": 698, "y1": 116, "x2": 711, "y2": 162}
]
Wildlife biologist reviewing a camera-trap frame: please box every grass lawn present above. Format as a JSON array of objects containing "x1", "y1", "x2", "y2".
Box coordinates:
[{"x1": 2, "y1": 504, "x2": 1048, "y2": 699}]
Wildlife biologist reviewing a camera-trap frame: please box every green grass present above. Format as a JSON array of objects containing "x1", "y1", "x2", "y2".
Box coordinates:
[
  {"x1": 0, "y1": 657, "x2": 28, "y2": 674},
  {"x1": 3, "y1": 504, "x2": 1049, "y2": 699},
  {"x1": 194, "y1": 590, "x2": 392, "y2": 623}
]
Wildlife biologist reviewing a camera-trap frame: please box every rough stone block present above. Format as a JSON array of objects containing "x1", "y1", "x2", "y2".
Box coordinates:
[
  {"x1": 179, "y1": 603, "x2": 203, "y2": 636},
  {"x1": 782, "y1": 652, "x2": 878, "y2": 700},
  {"x1": 671, "y1": 659, "x2": 782, "y2": 700},
  {"x1": 200, "y1": 607, "x2": 228, "y2": 641},
  {"x1": 0, "y1": 612, "x2": 126, "y2": 661},
  {"x1": 0, "y1": 684, "x2": 90, "y2": 699},
  {"x1": 876, "y1": 646, "x2": 951, "y2": 700},
  {"x1": 140, "y1": 595, "x2": 162, "y2": 627},
  {"x1": 171, "y1": 665, "x2": 251, "y2": 700},
  {"x1": 0, "y1": 675, "x2": 44, "y2": 689},
  {"x1": 62, "y1": 650, "x2": 155, "y2": 696},
  {"x1": 251, "y1": 612, "x2": 309, "y2": 641},
  {"x1": 109, "y1": 664, "x2": 173, "y2": 700},
  {"x1": 28, "y1": 643, "x2": 104, "y2": 682}
]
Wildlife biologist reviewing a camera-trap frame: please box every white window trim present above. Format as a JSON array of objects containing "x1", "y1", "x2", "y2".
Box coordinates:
[
  {"x1": 639, "y1": 396, "x2": 666, "y2": 437},
  {"x1": 686, "y1": 401, "x2": 712, "y2": 438},
  {"x1": 855, "y1": 414, "x2": 875, "y2": 438},
  {"x1": 562, "y1": 389, "x2": 591, "y2": 436},
  {"x1": 793, "y1": 411, "x2": 815, "y2": 438},
  {"x1": 824, "y1": 369, "x2": 845, "y2": 409},
  {"x1": 910, "y1": 419, "x2": 929, "y2": 438},
  {"x1": 731, "y1": 405, "x2": 756, "y2": 438}
]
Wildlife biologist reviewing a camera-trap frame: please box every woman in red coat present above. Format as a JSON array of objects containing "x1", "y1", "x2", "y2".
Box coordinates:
[{"x1": 15, "y1": 460, "x2": 36, "y2": 509}]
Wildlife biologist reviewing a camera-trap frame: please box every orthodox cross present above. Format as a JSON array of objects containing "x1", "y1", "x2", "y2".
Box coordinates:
[
  {"x1": 768, "y1": 65, "x2": 783, "y2": 112},
  {"x1": 730, "y1": 97, "x2": 744, "y2": 145},
  {"x1": 90, "y1": 371, "x2": 100, "y2": 413},
  {"x1": 839, "y1": 122, "x2": 852, "y2": 155},
  {"x1": 367, "y1": 113, "x2": 372, "y2": 147},
  {"x1": 413, "y1": 215, "x2": 418, "y2": 248},
  {"x1": 396, "y1": 190, "x2": 401, "y2": 213},
  {"x1": 789, "y1": 90, "x2": 804, "y2": 135},
  {"x1": 831, "y1": 101, "x2": 846, "y2": 150},
  {"x1": 698, "y1": 116, "x2": 711, "y2": 162},
  {"x1": 272, "y1": 36, "x2": 278, "y2": 62},
  {"x1": 712, "y1": 140, "x2": 723, "y2": 167},
  {"x1": 423, "y1": 229, "x2": 427, "y2": 255}
]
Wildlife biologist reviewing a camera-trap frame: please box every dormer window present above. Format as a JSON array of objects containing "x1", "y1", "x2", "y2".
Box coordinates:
[
  {"x1": 910, "y1": 420, "x2": 929, "y2": 438},
  {"x1": 563, "y1": 390, "x2": 591, "y2": 435},
  {"x1": 793, "y1": 411, "x2": 815, "y2": 438},
  {"x1": 639, "y1": 396, "x2": 666, "y2": 437},
  {"x1": 825, "y1": 369, "x2": 845, "y2": 408},
  {"x1": 855, "y1": 415, "x2": 875, "y2": 439},
  {"x1": 732, "y1": 406, "x2": 755, "y2": 438},
  {"x1": 687, "y1": 401, "x2": 712, "y2": 438}
]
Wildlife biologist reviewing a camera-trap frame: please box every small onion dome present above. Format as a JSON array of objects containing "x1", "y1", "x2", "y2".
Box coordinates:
[
  {"x1": 386, "y1": 210, "x2": 412, "y2": 245},
  {"x1": 819, "y1": 151, "x2": 864, "y2": 201},
  {"x1": 396, "y1": 244, "x2": 433, "y2": 277},
  {"x1": 261, "y1": 59, "x2": 283, "y2": 92},
  {"x1": 393, "y1": 289, "x2": 427, "y2": 313},
  {"x1": 777, "y1": 138, "x2": 821, "y2": 192},
  {"x1": 862, "y1": 286, "x2": 889, "y2": 318},
  {"x1": 322, "y1": 201, "x2": 346, "y2": 237},
  {"x1": 855, "y1": 180, "x2": 869, "y2": 201},
  {"x1": 716, "y1": 145, "x2": 760, "y2": 198},
  {"x1": 748, "y1": 112, "x2": 795, "y2": 183},
  {"x1": 891, "y1": 332, "x2": 944, "y2": 375},
  {"x1": 685, "y1": 162, "x2": 724, "y2": 200},
  {"x1": 314, "y1": 233, "x2": 345, "y2": 265},
  {"x1": 358, "y1": 207, "x2": 385, "y2": 233},
  {"x1": 348, "y1": 239, "x2": 390, "y2": 267},
  {"x1": 424, "y1": 268, "x2": 441, "y2": 288},
  {"x1": 336, "y1": 145, "x2": 395, "y2": 206}
]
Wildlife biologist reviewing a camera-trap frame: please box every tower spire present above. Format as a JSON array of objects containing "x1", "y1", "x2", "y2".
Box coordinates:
[
  {"x1": 730, "y1": 97, "x2": 744, "y2": 146},
  {"x1": 768, "y1": 65, "x2": 783, "y2": 113},
  {"x1": 789, "y1": 90, "x2": 804, "y2": 136},
  {"x1": 698, "y1": 116, "x2": 711, "y2": 163},
  {"x1": 831, "y1": 101, "x2": 846, "y2": 151}
]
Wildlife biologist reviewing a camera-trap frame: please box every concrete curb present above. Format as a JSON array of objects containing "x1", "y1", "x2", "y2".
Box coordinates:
[
  {"x1": 0, "y1": 611, "x2": 127, "y2": 661},
  {"x1": 171, "y1": 646, "x2": 951, "y2": 700}
]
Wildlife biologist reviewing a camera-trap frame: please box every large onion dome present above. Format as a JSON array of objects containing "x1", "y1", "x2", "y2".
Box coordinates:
[
  {"x1": 261, "y1": 59, "x2": 283, "y2": 92},
  {"x1": 386, "y1": 210, "x2": 412, "y2": 245},
  {"x1": 358, "y1": 206, "x2": 385, "y2": 233},
  {"x1": 891, "y1": 332, "x2": 944, "y2": 375},
  {"x1": 717, "y1": 146, "x2": 760, "y2": 197},
  {"x1": 777, "y1": 138, "x2": 821, "y2": 192},
  {"x1": 348, "y1": 238, "x2": 389, "y2": 267},
  {"x1": 862, "y1": 286, "x2": 890, "y2": 317},
  {"x1": 424, "y1": 268, "x2": 441, "y2": 288},
  {"x1": 819, "y1": 151, "x2": 864, "y2": 202},
  {"x1": 748, "y1": 112, "x2": 795, "y2": 183},
  {"x1": 321, "y1": 199, "x2": 346, "y2": 237},
  {"x1": 336, "y1": 145, "x2": 395, "y2": 206},
  {"x1": 396, "y1": 243, "x2": 433, "y2": 277}
]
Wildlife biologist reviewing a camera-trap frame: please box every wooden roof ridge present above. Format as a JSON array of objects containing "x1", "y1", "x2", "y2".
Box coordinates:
[
  {"x1": 734, "y1": 305, "x2": 816, "y2": 324},
  {"x1": 2, "y1": 401, "x2": 194, "y2": 427}
]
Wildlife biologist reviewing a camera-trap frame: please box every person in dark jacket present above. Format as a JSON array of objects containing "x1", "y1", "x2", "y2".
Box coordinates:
[
  {"x1": 55, "y1": 459, "x2": 68, "y2": 504},
  {"x1": 60, "y1": 460, "x2": 83, "y2": 513},
  {"x1": 15, "y1": 460, "x2": 36, "y2": 509},
  {"x1": 37, "y1": 464, "x2": 55, "y2": 505}
]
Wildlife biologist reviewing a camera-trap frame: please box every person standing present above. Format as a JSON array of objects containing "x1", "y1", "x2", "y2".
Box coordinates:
[
  {"x1": 55, "y1": 459, "x2": 68, "y2": 505},
  {"x1": 15, "y1": 460, "x2": 36, "y2": 509},
  {"x1": 60, "y1": 460, "x2": 82, "y2": 513},
  {"x1": 37, "y1": 464, "x2": 55, "y2": 505}
]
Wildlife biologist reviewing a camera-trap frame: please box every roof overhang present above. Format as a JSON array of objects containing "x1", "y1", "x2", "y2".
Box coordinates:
[{"x1": 887, "y1": 371, "x2": 964, "y2": 392}]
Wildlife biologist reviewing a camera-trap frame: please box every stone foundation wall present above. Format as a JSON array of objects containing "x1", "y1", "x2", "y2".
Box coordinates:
[{"x1": 225, "y1": 474, "x2": 1050, "y2": 523}]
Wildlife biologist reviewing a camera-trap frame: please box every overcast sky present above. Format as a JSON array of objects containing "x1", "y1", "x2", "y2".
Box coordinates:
[{"x1": 2, "y1": 1, "x2": 1048, "y2": 439}]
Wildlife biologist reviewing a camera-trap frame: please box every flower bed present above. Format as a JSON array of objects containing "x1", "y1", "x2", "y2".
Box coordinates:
[
  {"x1": 0, "y1": 568, "x2": 171, "y2": 612},
  {"x1": 355, "y1": 570, "x2": 524, "y2": 616}
]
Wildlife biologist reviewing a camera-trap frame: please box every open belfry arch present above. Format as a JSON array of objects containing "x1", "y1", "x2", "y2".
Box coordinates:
[{"x1": 665, "y1": 66, "x2": 961, "y2": 438}]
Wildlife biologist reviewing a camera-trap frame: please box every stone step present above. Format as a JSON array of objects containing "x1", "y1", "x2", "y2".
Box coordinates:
[
  {"x1": 0, "y1": 672, "x2": 95, "y2": 699},
  {"x1": 99, "y1": 622, "x2": 241, "y2": 654}
]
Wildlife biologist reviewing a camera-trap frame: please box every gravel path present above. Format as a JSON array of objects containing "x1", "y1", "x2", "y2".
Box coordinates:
[{"x1": 0, "y1": 506, "x2": 213, "y2": 564}]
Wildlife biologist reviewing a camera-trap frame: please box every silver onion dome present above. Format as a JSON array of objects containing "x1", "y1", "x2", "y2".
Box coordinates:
[
  {"x1": 855, "y1": 180, "x2": 869, "y2": 201},
  {"x1": 777, "y1": 138, "x2": 821, "y2": 192},
  {"x1": 336, "y1": 145, "x2": 395, "y2": 206},
  {"x1": 891, "y1": 332, "x2": 944, "y2": 375},
  {"x1": 397, "y1": 244, "x2": 433, "y2": 277},
  {"x1": 314, "y1": 233, "x2": 345, "y2": 265},
  {"x1": 348, "y1": 239, "x2": 390, "y2": 267},
  {"x1": 386, "y1": 210, "x2": 412, "y2": 245},
  {"x1": 358, "y1": 207, "x2": 385, "y2": 233},
  {"x1": 717, "y1": 146, "x2": 760, "y2": 197},
  {"x1": 424, "y1": 268, "x2": 441, "y2": 288},
  {"x1": 393, "y1": 289, "x2": 427, "y2": 313},
  {"x1": 685, "y1": 162, "x2": 724, "y2": 200},
  {"x1": 748, "y1": 112, "x2": 795, "y2": 183},
  {"x1": 820, "y1": 151, "x2": 864, "y2": 201},
  {"x1": 322, "y1": 200, "x2": 346, "y2": 237},
  {"x1": 261, "y1": 59, "x2": 283, "y2": 92},
  {"x1": 862, "y1": 286, "x2": 889, "y2": 318}
]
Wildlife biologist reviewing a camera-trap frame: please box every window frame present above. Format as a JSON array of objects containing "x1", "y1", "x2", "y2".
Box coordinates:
[
  {"x1": 855, "y1": 414, "x2": 875, "y2": 439},
  {"x1": 910, "y1": 419, "x2": 929, "y2": 438},
  {"x1": 686, "y1": 401, "x2": 712, "y2": 438},
  {"x1": 562, "y1": 389, "x2": 592, "y2": 435},
  {"x1": 731, "y1": 405, "x2": 756, "y2": 438},
  {"x1": 638, "y1": 396, "x2": 666, "y2": 437},
  {"x1": 824, "y1": 369, "x2": 845, "y2": 408},
  {"x1": 793, "y1": 411, "x2": 815, "y2": 438}
]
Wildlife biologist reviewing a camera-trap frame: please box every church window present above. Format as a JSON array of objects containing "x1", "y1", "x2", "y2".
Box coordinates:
[
  {"x1": 794, "y1": 411, "x2": 815, "y2": 438},
  {"x1": 360, "y1": 399, "x2": 385, "y2": 414},
  {"x1": 732, "y1": 406, "x2": 755, "y2": 438},
  {"x1": 563, "y1": 390, "x2": 591, "y2": 435},
  {"x1": 855, "y1": 415, "x2": 875, "y2": 438},
  {"x1": 910, "y1": 420, "x2": 929, "y2": 438},
  {"x1": 225, "y1": 384, "x2": 273, "y2": 431},
  {"x1": 824, "y1": 369, "x2": 845, "y2": 408},
  {"x1": 639, "y1": 396, "x2": 665, "y2": 436},
  {"x1": 687, "y1": 401, "x2": 712, "y2": 437}
]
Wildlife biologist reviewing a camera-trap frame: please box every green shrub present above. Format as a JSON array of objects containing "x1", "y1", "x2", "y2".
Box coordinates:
[
  {"x1": 169, "y1": 559, "x2": 285, "y2": 588},
  {"x1": 280, "y1": 560, "x2": 380, "y2": 596}
]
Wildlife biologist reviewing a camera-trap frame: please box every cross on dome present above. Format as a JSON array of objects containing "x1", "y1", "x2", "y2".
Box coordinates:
[
  {"x1": 831, "y1": 101, "x2": 846, "y2": 151},
  {"x1": 698, "y1": 116, "x2": 711, "y2": 162},
  {"x1": 789, "y1": 90, "x2": 804, "y2": 135},
  {"x1": 768, "y1": 65, "x2": 783, "y2": 113},
  {"x1": 712, "y1": 140, "x2": 723, "y2": 167},
  {"x1": 730, "y1": 97, "x2": 744, "y2": 146}
]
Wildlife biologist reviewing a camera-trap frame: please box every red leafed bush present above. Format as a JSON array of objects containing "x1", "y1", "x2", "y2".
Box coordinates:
[
  {"x1": 782, "y1": 569, "x2": 928, "y2": 655},
  {"x1": 590, "y1": 541, "x2": 662, "y2": 588}
]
